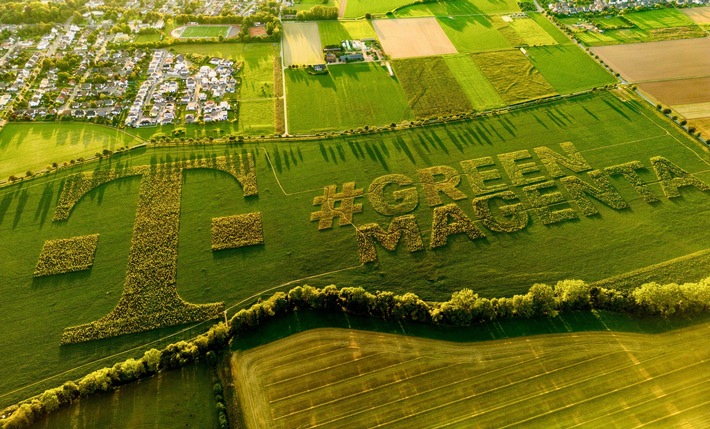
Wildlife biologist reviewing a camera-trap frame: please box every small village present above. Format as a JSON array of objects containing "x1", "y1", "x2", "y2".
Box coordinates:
[{"x1": 548, "y1": 0, "x2": 709, "y2": 15}]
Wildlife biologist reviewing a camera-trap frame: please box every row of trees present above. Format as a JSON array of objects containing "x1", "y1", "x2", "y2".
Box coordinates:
[{"x1": 3, "y1": 278, "x2": 709, "y2": 427}]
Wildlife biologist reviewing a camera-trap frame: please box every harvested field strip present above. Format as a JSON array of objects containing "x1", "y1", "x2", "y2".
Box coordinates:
[
  {"x1": 637, "y1": 76, "x2": 710, "y2": 105},
  {"x1": 372, "y1": 18, "x2": 458, "y2": 59},
  {"x1": 682, "y1": 6, "x2": 710, "y2": 24},
  {"x1": 443, "y1": 54, "x2": 504, "y2": 110},
  {"x1": 526, "y1": 44, "x2": 616, "y2": 94},
  {"x1": 472, "y1": 49, "x2": 557, "y2": 104},
  {"x1": 393, "y1": 56, "x2": 473, "y2": 118},
  {"x1": 233, "y1": 324, "x2": 710, "y2": 428},
  {"x1": 672, "y1": 102, "x2": 710, "y2": 119},
  {"x1": 283, "y1": 22, "x2": 323, "y2": 67}
]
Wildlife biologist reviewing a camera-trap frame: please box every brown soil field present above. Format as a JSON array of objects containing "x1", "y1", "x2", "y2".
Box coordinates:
[
  {"x1": 373, "y1": 18, "x2": 458, "y2": 59},
  {"x1": 283, "y1": 22, "x2": 323, "y2": 66},
  {"x1": 591, "y1": 38, "x2": 710, "y2": 82},
  {"x1": 249, "y1": 26, "x2": 267, "y2": 37},
  {"x1": 637, "y1": 77, "x2": 710, "y2": 105},
  {"x1": 682, "y1": 6, "x2": 710, "y2": 24},
  {"x1": 673, "y1": 102, "x2": 710, "y2": 119},
  {"x1": 690, "y1": 117, "x2": 710, "y2": 137}
]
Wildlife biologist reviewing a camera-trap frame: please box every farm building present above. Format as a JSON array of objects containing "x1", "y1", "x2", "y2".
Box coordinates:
[{"x1": 340, "y1": 53, "x2": 364, "y2": 62}]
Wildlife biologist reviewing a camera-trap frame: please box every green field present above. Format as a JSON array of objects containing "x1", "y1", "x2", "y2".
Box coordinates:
[
  {"x1": 180, "y1": 25, "x2": 230, "y2": 38},
  {"x1": 623, "y1": 8, "x2": 699, "y2": 30},
  {"x1": 396, "y1": 0, "x2": 520, "y2": 17},
  {"x1": 28, "y1": 364, "x2": 218, "y2": 428},
  {"x1": 238, "y1": 99, "x2": 275, "y2": 135},
  {"x1": 509, "y1": 16, "x2": 558, "y2": 45},
  {"x1": 233, "y1": 321, "x2": 710, "y2": 428},
  {"x1": 133, "y1": 33, "x2": 163, "y2": 43},
  {"x1": 473, "y1": 49, "x2": 557, "y2": 103},
  {"x1": 393, "y1": 56, "x2": 473, "y2": 118},
  {"x1": 343, "y1": 0, "x2": 418, "y2": 18},
  {"x1": 285, "y1": 63, "x2": 413, "y2": 133},
  {"x1": 437, "y1": 16, "x2": 512, "y2": 52},
  {"x1": 443, "y1": 54, "x2": 505, "y2": 110},
  {"x1": 291, "y1": 0, "x2": 339, "y2": 11},
  {"x1": 527, "y1": 45, "x2": 616, "y2": 93},
  {"x1": 2, "y1": 91, "x2": 710, "y2": 408},
  {"x1": 0, "y1": 123, "x2": 143, "y2": 179},
  {"x1": 318, "y1": 20, "x2": 378, "y2": 46}
]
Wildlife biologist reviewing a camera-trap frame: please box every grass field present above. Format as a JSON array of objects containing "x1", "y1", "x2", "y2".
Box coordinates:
[
  {"x1": 29, "y1": 364, "x2": 218, "y2": 428},
  {"x1": 233, "y1": 322, "x2": 710, "y2": 428},
  {"x1": 442, "y1": 54, "x2": 505, "y2": 110},
  {"x1": 472, "y1": 49, "x2": 557, "y2": 103},
  {"x1": 291, "y1": 0, "x2": 338, "y2": 11},
  {"x1": 180, "y1": 25, "x2": 230, "y2": 38},
  {"x1": 133, "y1": 33, "x2": 162, "y2": 43},
  {"x1": 526, "y1": 45, "x2": 616, "y2": 93},
  {"x1": 318, "y1": 20, "x2": 378, "y2": 46},
  {"x1": 342, "y1": 0, "x2": 417, "y2": 18},
  {"x1": 238, "y1": 99, "x2": 275, "y2": 135},
  {"x1": 2, "y1": 90, "x2": 710, "y2": 408},
  {"x1": 393, "y1": 56, "x2": 473, "y2": 117},
  {"x1": 396, "y1": 0, "x2": 520, "y2": 17},
  {"x1": 437, "y1": 16, "x2": 512, "y2": 53},
  {"x1": 285, "y1": 63, "x2": 413, "y2": 133},
  {"x1": 509, "y1": 16, "x2": 558, "y2": 46},
  {"x1": 623, "y1": 8, "x2": 699, "y2": 30},
  {"x1": 0, "y1": 123, "x2": 142, "y2": 179}
]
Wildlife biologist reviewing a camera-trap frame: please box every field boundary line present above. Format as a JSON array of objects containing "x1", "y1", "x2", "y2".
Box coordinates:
[{"x1": 259, "y1": 147, "x2": 323, "y2": 196}]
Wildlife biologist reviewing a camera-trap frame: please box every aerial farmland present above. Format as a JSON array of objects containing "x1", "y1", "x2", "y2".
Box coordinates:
[{"x1": 0, "y1": 0, "x2": 709, "y2": 428}]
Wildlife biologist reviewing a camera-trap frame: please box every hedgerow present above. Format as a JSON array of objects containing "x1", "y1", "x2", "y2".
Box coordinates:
[
  {"x1": 33, "y1": 234, "x2": 100, "y2": 277},
  {"x1": 4, "y1": 278, "x2": 710, "y2": 428},
  {"x1": 211, "y1": 213, "x2": 264, "y2": 250}
]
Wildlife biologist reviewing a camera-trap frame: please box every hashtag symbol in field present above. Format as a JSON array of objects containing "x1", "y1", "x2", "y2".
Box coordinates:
[{"x1": 310, "y1": 182, "x2": 364, "y2": 230}]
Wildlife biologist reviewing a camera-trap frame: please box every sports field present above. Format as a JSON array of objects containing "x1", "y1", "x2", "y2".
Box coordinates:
[
  {"x1": 284, "y1": 63, "x2": 413, "y2": 133},
  {"x1": 179, "y1": 25, "x2": 231, "y2": 38},
  {"x1": 283, "y1": 22, "x2": 323, "y2": 66},
  {"x1": 2, "y1": 91, "x2": 710, "y2": 408},
  {"x1": 233, "y1": 323, "x2": 710, "y2": 428},
  {"x1": 0, "y1": 122, "x2": 142, "y2": 179}
]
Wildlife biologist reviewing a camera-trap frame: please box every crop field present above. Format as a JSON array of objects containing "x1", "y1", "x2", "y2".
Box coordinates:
[
  {"x1": 396, "y1": 0, "x2": 520, "y2": 17},
  {"x1": 526, "y1": 45, "x2": 616, "y2": 93},
  {"x1": 284, "y1": 63, "x2": 413, "y2": 133},
  {"x1": 638, "y1": 78, "x2": 710, "y2": 106},
  {"x1": 318, "y1": 20, "x2": 377, "y2": 46},
  {"x1": 342, "y1": 0, "x2": 417, "y2": 18},
  {"x1": 472, "y1": 49, "x2": 557, "y2": 103},
  {"x1": 443, "y1": 55, "x2": 504, "y2": 110},
  {"x1": 179, "y1": 25, "x2": 231, "y2": 38},
  {"x1": 282, "y1": 22, "x2": 323, "y2": 67},
  {"x1": 373, "y1": 18, "x2": 458, "y2": 59},
  {"x1": 623, "y1": 8, "x2": 698, "y2": 30},
  {"x1": 233, "y1": 323, "x2": 710, "y2": 428},
  {"x1": 508, "y1": 16, "x2": 558, "y2": 46},
  {"x1": 29, "y1": 364, "x2": 218, "y2": 428},
  {"x1": 682, "y1": 6, "x2": 710, "y2": 23},
  {"x1": 392, "y1": 56, "x2": 473, "y2": 117},
  {"x1": 0, "y1": 122, "x2": 142, "y2": 179},
  {"x1": 590, "y1": 37, "x2": 710, "y2": 82},
  {"x1": 2, "y1": 91, "x2": 710, "y2": 407},
  {"x1": 238, "y1": 99, "x2": 276, "y2": 135},
  {"x1": 437, "y1": 16, "x2": 512, "y2": 53}
]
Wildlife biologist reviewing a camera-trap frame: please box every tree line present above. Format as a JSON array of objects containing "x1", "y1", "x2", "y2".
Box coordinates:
[{"x1": 2, "y1": 277, "x2": 709, "y2": 428}]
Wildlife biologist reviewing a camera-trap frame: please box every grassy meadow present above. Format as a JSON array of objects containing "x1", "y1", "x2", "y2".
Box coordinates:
[
  {"x1": 437, "y1": 15, "x2": 512, "y2": 52},
  {"x1": 526, "y1": 45, "x2": 616, "y2": 93},
  {"x1": 28, "y1": 364, "x2": 218, "y2": 429},
  {"x1": 443, "y1": 54, "x2": 505, "y2": 110},
  {"x1": 0, "y1": 123, "x2": 143, "y2": 180},
  {"x1": 233, "y1": 320, "x2": 710, "y2": 428},
  {"x1": 342, "y1": 0, "x2": 418, "y2": 18},
  {"x1": 396, "y1": 0, "x2": 520, "y2": 17},
  {"x1": 318, "y1": 20, "x2": 378, "y2": 46},
  {"x1": 285, "y1": 63, "x2": 413, "y2": 133},
  {"x1": 1, "y1": 90, "x2": 709, "y2": 408}
]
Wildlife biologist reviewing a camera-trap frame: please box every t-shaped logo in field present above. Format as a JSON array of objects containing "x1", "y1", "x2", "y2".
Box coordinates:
[{"x1": 45, "y1": 154, "x2": 260, "y2": 344}]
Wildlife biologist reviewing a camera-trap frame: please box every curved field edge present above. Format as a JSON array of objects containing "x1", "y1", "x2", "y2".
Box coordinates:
[
  {"x1": 233, "y1": 323, "x2": 710, "y2": 428},
  {"x1": 3, "y1": 278, "x2": 710, "y2": 428}
]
